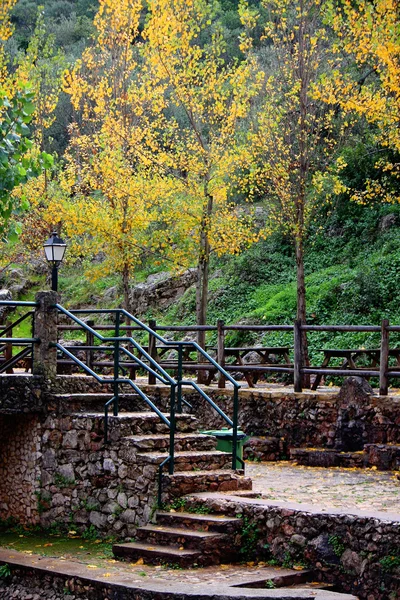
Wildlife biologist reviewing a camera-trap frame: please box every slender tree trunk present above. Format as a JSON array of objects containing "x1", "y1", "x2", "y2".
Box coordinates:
[
  {"x1": 295, "y1": 0, "x2": 310, "y2": 387},
  {"x1": 122, "y1": 262, "x2": 133, "y2": 339},
  {"x1": 196, "y1": 187, "x2": 212, "y2": 382}
]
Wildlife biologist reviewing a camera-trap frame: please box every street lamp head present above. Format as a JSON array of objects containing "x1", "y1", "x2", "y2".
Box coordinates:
[{"x1": 44, "y1": 231, "x2": 67, "y2": 266}]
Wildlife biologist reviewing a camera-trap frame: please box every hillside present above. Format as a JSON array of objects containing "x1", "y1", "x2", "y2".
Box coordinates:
[{"x1": 4, "y1": 200, "x2": 400, "y2": 368}]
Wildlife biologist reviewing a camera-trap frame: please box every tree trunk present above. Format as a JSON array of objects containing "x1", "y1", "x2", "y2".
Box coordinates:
[
  {"x1": 295, "y1": 0, "x2": 310, "y2": 388},
  {"x1": 295, "y1": 235, "x2": 310, "y2": 387},
  {"x1": 196, "y1": 188, "x2": 212, "y2": 382},
  {"x1": 122, "y1": 262, "x2": 133, "y2": 340}
]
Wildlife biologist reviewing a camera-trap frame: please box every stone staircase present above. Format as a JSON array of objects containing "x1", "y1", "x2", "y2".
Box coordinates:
[
  {"x1": 113, "y1": 510, "x2": 243, "y2": 567},
  {"x1": 53, "y1": 392, "x2": 252, "y2": 565}
]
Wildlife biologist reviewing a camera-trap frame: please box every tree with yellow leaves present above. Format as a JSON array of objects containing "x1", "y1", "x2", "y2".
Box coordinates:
[
  {"x1": 238, "y1": 0, "x2": 348, "y2": 379},
  {"x1": 322, "y1": 0, "x2": 400, "y2": 205},
  {"x1": 61, "y1": 0, "x2": 152, "y2": 311},
  {"x1": 129, "y1": 0, "x2": 260, "y2": 347},
  {"x1": 0, "y1": 1, "x2": 54, "y2": 239},
  {"x1": 63, "y1": 0, "x2": 259, "y2": 341}
]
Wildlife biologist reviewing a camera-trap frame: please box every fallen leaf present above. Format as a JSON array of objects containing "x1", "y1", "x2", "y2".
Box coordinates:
[{"x1": 87, "y1": 565, "x2": 98, "y2": 569}]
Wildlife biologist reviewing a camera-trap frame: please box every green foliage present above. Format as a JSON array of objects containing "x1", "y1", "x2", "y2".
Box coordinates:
[
  {"x1": 54, "y1": 472, "x2": 75, "y2": 487},
  {"x1": 265, "y1": 579, "x2": 276, "y2": 589},
  {"x1": 329, "y1": 535, "x2": 345, "y2": 558},
  {"x1": 238, "y1": 515, "x2": 259, "y2": 559},
  {"x1": 81, "y1": 525, "x2": 99, "y2": 541},
  {"x1": 0, "y1": 88, "x2": 53, "y2": 237},
  {"x1": 379, "y1": 554, "x2": 400, "y2": 573},
  {"x1": 0, "y1": 563, "x2": 11, "y2": 579}
]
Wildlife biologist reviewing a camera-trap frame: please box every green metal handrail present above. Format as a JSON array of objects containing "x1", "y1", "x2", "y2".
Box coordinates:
[
  {"x1": 120, "y1": 308, "x2": 242, "y2": 469},
  {"x1": 56, "y1": 305, "x2": 242, "y2": 469}
]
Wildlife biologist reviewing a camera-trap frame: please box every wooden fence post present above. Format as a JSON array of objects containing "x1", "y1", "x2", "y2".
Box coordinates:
[
  {"x1": 217, "y1": 319, "x2": 225, "y2": 389},
  {"x1": 148, "y1": 319, "x2": 157, "y2": 384},
  {"x1": 294, "y1": 320, "x2": 303, "y2": 393},
  {"x1": 379, "y1": 318, "x2": 389, "y2": 396}
]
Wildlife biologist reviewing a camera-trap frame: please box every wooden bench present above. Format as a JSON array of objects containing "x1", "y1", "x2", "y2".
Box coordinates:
[{"x1": 311, "y1": 348, "x2": 400, "y2": 390}]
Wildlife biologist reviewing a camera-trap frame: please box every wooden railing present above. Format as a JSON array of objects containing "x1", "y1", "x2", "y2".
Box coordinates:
[{"x1": 56, "y1": 317, "x2": 400, "y2": 395}]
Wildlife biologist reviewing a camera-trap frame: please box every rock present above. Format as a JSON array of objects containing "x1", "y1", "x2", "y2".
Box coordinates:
[
  {"x1": 103, "y1": 286, "x2": 118, "y2": 301},
  {"x1": 89, "y1": 510, "x2": 108, "y2": 529},
  {"x1": 121, "y1": 508, "x2": 136, "y2": 524},
  {"x1": 307, "y1": 534, "x2": 340, "y2": 565},
  {"x1": 0, "y1": 289, "x2": 12, "y2": 321},
  {"x1": 379, "y1": 213, "x2": 397, "y2": 230},
  {"x1": 341, "y1": 548, "x2": 364, "y2": 574},
  {"x1": 129, "y1": 268, "x2": 197, "y2": 315},
  {"x1": 57, "y1": 464, "x2": 75, "y2": 481}
]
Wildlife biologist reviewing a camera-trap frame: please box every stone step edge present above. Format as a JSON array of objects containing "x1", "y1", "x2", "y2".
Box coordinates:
[
  {"x1": 138, "y1": 450, "x2": 232, "y2": 460},
  {"x1": 156, "y1": 510, "x2": 241, "y2": 526},
  {"x1": 163, "y1": 469, "x2": 246, "y2": 478},
  {"x1": 136, "y1": 524, "x2": 228, "y2": 540},
  {"x1": 112, "y1": 541, "x2": 201, "y2": 559}
]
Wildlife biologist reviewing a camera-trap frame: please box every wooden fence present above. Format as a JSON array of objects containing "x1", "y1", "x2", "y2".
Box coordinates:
[{"x1": 56, "y1": 318, "x2": 400, "y2": 395}]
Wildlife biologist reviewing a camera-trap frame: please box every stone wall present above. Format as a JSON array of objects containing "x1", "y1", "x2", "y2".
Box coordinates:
[
  {"x1": 38, "y1": 414, "x2": 158, "y2": 537},
  {"x1": 0, "y1": 412, "x2": 159, "y2": 537},
  {"x1": 184, "y1": 495, "x2": 400, "y2": 600},
  {"x1": 139, "y1": 379, "x2": 400, "y2": 450},
  {"x1": 0, "y1": 415, "x2": 41, "y2": 524}
]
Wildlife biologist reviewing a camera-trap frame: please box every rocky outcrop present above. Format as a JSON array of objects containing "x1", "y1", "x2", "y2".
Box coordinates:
[{"x1": 129, "y1": 269, "x2": 197, "y2": 315}]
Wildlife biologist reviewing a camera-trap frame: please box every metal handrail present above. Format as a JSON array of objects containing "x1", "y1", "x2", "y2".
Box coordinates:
[
  {"x1": 55, "y1": 305, "x2": 242, "y2": 471},
  {"x1": 120, "y1": 308, "x2": 241, "y2": 469}
]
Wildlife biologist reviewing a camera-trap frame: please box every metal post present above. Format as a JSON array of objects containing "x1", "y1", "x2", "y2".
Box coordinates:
[
  {"x1": 217, "y1": 319, "x2": 225, "y2": 389},
  {"x1": 86, "y1": 319, "x2": 95, "y2": 370},
  {"x1": 379, "y1": 318, "x2": 389, "y2": 396},
  {"x1": 232, "y1": 387, "x2": 238, "y2": 470},
  {"x1": 169, "y1": 385, "x2": 176, "y2": 475},
  {"x1": 177, "y1": 344, "x2": 183, "y2": 413},
  {"x1": 148, "y1": 319, "x2": 157, "y2": 385},
  {"x1": 113, "y1": 310, "x2": 120, "y2": 416},
  {"x1": 51, "y1": 265, "x2": 58, "y2": 292},
  {"x1": 294, "y1": 320, "x2": 303, "y2": 393}
]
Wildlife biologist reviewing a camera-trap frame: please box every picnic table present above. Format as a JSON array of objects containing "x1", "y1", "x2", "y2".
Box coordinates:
[
  {"x1": 146, "y1": 344, "x2": 292, "y2": 387},
  {"x1": 219, "y1": 346, "x2": 291, "y2": 387},
  {"x1": 311, "y1": 348, "x2": 400, "y2": 390}
]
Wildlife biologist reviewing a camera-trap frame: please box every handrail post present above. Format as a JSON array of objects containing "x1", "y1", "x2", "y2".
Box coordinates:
[
  {"x1": 148, "y1": 319, "x2": 157, "y2": 385},
  {"x1": 4, "y1": 321, "x2": 12, "y2": 374},
  {"x1": 169, "y1": 385, "x2": 176, "y2": 475},
  {"x1": 86, "y1": 319, "x2": 95, "y2": 370},
  {"x1": 294, "y1": 320, "x2": 303, "y2": 393},
  {"x1": 177, "y1": 344, "x2": 183, "y2": 413},
  {"x1": 380, "y1": 318, "x2": 389, "y2": 396},
  {"x1": 217, "y1": 319, "x2": 225, "y2": 389},
  {"x1": 33, "y1": 291, "x2": 59, "y2": 378},
  {"x1": 113, "y1": 310, "x2": 120, "y2": 416},
  {"x1": 232, "y1": 387, "x2": 238, "y2": 470}
]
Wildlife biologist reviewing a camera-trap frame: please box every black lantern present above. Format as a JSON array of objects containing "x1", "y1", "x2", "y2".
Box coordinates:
[{"x1": 44, "y1": 231, "x2": 67, "y2": 292}]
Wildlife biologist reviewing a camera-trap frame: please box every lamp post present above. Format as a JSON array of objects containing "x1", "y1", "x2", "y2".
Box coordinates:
[{"x1": 44, "y1": 232, "x2": 67, "y2": 292}]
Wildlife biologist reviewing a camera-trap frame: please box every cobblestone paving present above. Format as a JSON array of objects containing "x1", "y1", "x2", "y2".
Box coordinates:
[{"x1": 246, "y1": 461, "x2": 400, "y2": 514}]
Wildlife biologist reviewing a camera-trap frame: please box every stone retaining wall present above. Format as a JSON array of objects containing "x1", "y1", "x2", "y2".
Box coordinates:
[
  {"x1": 0, "y1": 412, "x2": 158, "y2": 537},
  {"x1": 140, "y1": 378, "x2": 400, "y2": 451},
  {"x1": 0, "y1": 415, "x2": 41, "y2": 524},
  {"x1": 184, "y1": 495, "x2": 400, "y2": 600}
]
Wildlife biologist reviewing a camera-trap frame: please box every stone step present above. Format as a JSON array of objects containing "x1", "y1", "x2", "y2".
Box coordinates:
[
  {"x1": 112, "y1": 541, "x2": 201, "y2": 568},
  {"x1": 124, "y1": 432, "x2": 216, "y2": 452},
  {"x1": 162, "y1": 469, "x2": 252, "y2": 499},
  {"x1": 138, "y1": 450, "x2": 232, "y2": 471},
  {"x1": 70, "y1": 412, "x2": 198, "y2": 439},
  {"x1": 135, "y1": 524, "x2": 228, "y2": 549},
  {"x1": 51, "y1": 393, "x2": 147, "y2": 413},
  {"x1": 156, "y1": 510, "x2": 242, "y2": 533}
]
